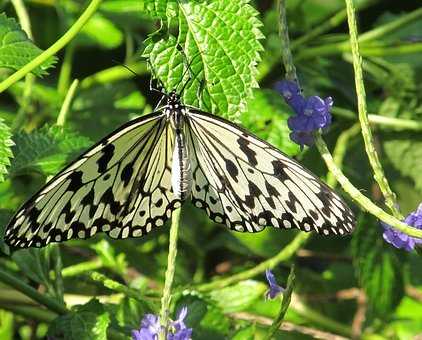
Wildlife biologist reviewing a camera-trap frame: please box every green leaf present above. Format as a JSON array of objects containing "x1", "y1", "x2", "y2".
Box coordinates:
[
  {"x1": 242, "y1": 89, "x2": 300, "y2": 156},
  {"x1": 143, "y1": 0, "x2": 263, "y2": 120},
  {"x1": 176, "y1": 294, "x2": 229, "y2": 339},
  {"x1": 140, "y1": 0, "x2": 178, "y2": 19},
  {"x1": 209, "y1": 280, "x2": 267, "y2": 313},
  {"x1": 0, "y1": 118, "x2": 14, "y2": 182},
  {"x1": 351, "y1": 213, "x2": 405, "y2": 319},
  {"x1": 48, "y1": 299, "x2": 110, "y2": 340},
  {"x1": 383, "y1": 132, "x2": 422, "y2": 193},
  {"x1": 9, "y1": 126, "x2": 92, "y2": 177},
  {"x1": 0, "y1": 13, "x2": 56, "y2": 76}
]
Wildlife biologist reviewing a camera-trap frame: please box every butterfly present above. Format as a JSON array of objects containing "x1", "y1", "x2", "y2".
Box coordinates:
[{"x1": 4, "y1": 90, "x2": 355, "y2": 249}]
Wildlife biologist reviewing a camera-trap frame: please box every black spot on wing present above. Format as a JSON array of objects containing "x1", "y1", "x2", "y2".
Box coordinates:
[
  {"x1": 244, "y1": 181, "x2": 261, "y2": 209},
  {"x1": 225, "y1": 159, "x2": 239, "y2": 182},
  {"x1": 271, "y1": 160, "x2": 288, "y2": 180},
  {"x1": 67, "y1": 171, "x2": 83, "y2": 191},
  {"x1": 121, "y1": 162, "x2": 134, "y2": 187},
  {"x1": 97, "y1": 143, "x2": 115, "y2": 173},
  {"x1": 155, "y1": 198, "x2": 163, "y2": 207},
  {"x1": 237, "y1": 138, "x2": 257, "y2": 166}
]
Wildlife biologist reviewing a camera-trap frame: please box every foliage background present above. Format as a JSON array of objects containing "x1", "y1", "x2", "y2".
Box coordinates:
[{"x1": 0, "y1": 0, "x2": 422, "y2": 339}]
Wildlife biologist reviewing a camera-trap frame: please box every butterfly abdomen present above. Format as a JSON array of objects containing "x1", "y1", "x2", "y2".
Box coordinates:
[{"x1": 171, "y1": 121, "x2": 192, "y2": 201}]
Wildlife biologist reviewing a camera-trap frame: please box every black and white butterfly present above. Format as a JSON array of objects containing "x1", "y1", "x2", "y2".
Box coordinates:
[{"x1": 4, "y1": 90, "x2": 355, "y2": 249}]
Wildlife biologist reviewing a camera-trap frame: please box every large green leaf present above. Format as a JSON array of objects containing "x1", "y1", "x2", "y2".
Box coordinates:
[
  {"x1": 0, "y1": 13, "x2": 56, "y2": 76},
  {"x1": 48, "y1": 299, "x2": 110, "y2": 340},
  {"x1": 9, "y1": 126, "x2": 92, "y2": 177},
  {"x1": 383, "y1": 132, "x2": 422, "y2": 193},
  {"x1": 143, "y1": 0, "x2": 263, "y2": 120},
  {"x1": 0, "y1": 119, "x2": 13, "y2": 182},
  {"x1": 352, "y1": 214, "x2": 405, "y2": 319}
]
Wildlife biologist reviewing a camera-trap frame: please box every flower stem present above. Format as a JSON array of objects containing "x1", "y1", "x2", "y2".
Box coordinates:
[
  {"x1": 11, "y1": 0, "x2": 35, "y2": 131},
  {"x1": 315, "y1": 134, "x2": 422, "y2": 238},
  {"x1": 0, "y1": 268, "x2": 67, "y2": 315},
  {"x1": 277, "y1": 0, "x2": 297, "y2": 82},
  {"x1": 159, "y1": 207, "x2": 182, "y2": 339},
  {"x1": 58, "y1": 43, "x2": 76, "y2": 96},
  {"x1": 264, "y1": 264, "x2": 295, "y2": 340},
  {"x1": 345, "y1": 0, "x2": 402, "y2": 219},
  {"x1": 57, "y1": 79, "x2": 79, "y2": 127},
  {"x1": 0, "y1": 0, "x2": 102, "y2": 94},
  {"x1": 196, "y1": 232, "x2": 310, "y2": 292}
]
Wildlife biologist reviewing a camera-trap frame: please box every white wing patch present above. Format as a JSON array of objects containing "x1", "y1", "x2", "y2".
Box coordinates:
[
  {"x1": 5, "y1": 112, "x2": 180, "y2": 249},
  {"x1": 186, "y1": 109, "x2": 355, "y2": 235}
]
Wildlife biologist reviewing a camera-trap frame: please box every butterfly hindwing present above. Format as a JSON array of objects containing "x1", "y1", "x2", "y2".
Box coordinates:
[
  {"x1": 5, "y1": 112, "x2": 180, "y2": 249},
  {"x1": 186, "y1": 109, "x2": 355, "y2": 236}
]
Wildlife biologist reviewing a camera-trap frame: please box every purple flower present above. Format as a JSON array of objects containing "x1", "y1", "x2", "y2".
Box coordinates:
[
  {"x1": 132, "y1": 314, "x2": 161, "y2": 340},
  {"x1": 168, "y1": 307, "x2": 192, "y2": 340},
  {"x1": 381, "y1": 203, "x2": 422, "y2": 251},
  {"x1": 132, "y1": 307, "x2": 192, "y2": 340},
  {"x1": 276, "y1": 80, "x2": 332, "y2": 148},
  {"x1": 265, "y1": 269, "x2": 284, "y2": 299}
]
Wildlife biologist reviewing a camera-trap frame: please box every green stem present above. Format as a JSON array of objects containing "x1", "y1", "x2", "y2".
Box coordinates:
[
  {"x1": 332, "y1": 107, "x2": 422, "y2": 131},
  {"x1": 277, "y1": 0, "x2": 297, "y2": 81},
  {"x1": 315, "y1": 134, "x2": 422, "y2": 238},
  {"x1": 62, "y1": 259, "x2": 102, "y2": 277},
  {"x1": 0, "y1": 0, "x2": 102, "y2": 94},
  {"x1": 11, "y1": 0, "x2": 33, "y2": 39},
  {"x1": 159, "y1": 207, "x2": 182, "y2": 339},
  {"x1": 11, "y1": 0, "x2": 35, "y2": 131},
  {"x1": 57, "y1": 79, "x2": 79, "y2": 126},
  {"x1": 58, "y1": 43, "x2": 76, "y2": 95},
  {"x1": 345, "y1": 0, "x2": 401, "y2": 219},
  {"x1": 366, "y1": 114, "x2": 422, "y2": 131},
  {"x1": 296, "y1": 7, "x2": 422, "y2": 60},
  {"x1": 0, "y1": 304, "x2": 57, "y2": 323},
  {"x1": 89, "y1": 271, "x2": 158, "y2": 313},
  {"x1": 0, "y1": 268, "x2": 67, "y2": 315},
  {"x1": 264, "y1": 265, "x2": 295, "y2": 340},
  {"x1": 196, "y1": 232, "x2": 310, "y2": 292},
  {"x1": 326, "y1": 124, "x2": 361, "y2": 187},
  {"x1": 358, "y1": 7, "x2": 422, "y2": 43},
  {"x1": 12, "y1": 74, "x2": 35, "y2": 131}
]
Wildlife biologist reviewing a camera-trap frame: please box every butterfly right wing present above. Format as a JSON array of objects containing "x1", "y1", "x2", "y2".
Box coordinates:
[{"x1": 5, "y1": 111, "x2": 180, "y2": 249}]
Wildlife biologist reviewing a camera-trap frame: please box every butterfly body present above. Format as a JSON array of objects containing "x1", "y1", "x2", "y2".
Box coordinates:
[
  {"x1": 167, "y1": 93, "x2": 192, "y2": 201},
  {"x1": 5, "y1": 91, "x2": 355, "y2": 249}
]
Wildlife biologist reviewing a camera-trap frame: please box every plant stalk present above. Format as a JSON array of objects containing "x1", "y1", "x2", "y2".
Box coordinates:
[
  {"x1": 159, "y1": 207, "x2": 182, "y2": 339},
  {"x1": 0, "y1": 0, "x2": 102, "y2": 94}
]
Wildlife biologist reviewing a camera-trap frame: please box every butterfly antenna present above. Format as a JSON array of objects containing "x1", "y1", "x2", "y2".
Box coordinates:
[{"x1": 176, "y1": 45, "x2": 204, "y2": 96}]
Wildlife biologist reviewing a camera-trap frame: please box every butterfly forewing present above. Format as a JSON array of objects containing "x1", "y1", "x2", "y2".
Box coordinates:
[
  {"x1": 5, "y1": 112, "x2": 180, "y2": 248},
  {"x1": 187, "y1": 109, "x2": 355, "y2": 236}
]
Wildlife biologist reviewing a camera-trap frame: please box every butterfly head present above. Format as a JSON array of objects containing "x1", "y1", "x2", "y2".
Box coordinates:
[
  {"x1": 165, "y1": 91, "x2": 186, "y2": 130},
  {"x1": 166, "y1": 90, "x2": 181, "y2": 107}
]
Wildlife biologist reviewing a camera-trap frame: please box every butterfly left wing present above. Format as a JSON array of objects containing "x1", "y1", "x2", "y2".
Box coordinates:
[
  {"x1": 186, "y1": 109, "x2": 355, "y2": 236},
  {"x1": 5, "y1": 112, "x2": 179, "y2": 249}
]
